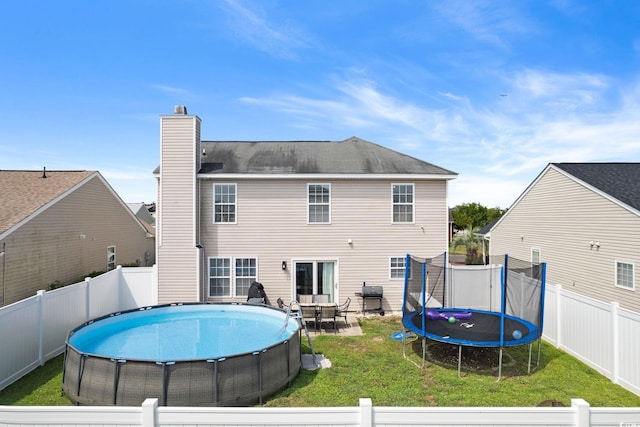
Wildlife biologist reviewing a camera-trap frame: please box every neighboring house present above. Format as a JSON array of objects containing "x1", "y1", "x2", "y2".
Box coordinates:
[
  {"x1": 127, "y1": 202, "x2": 156, "y2": 227},
  {"x1": 127, "y1": 202, "x2": 156, "y2": 267},
  {"x1": 0, "y1": 169, "x2": 154, "y2": 306},
  {"x1": 155, "y1": 106, "x2": 457, "y2": 313},
  {"x1": 486, "y1": 163, "x2": 640, "y2": 313}
]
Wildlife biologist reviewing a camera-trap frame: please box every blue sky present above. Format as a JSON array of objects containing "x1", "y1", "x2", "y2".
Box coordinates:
[{"x1": 2, "y1": 1, "x2": 640, "y2": 208}]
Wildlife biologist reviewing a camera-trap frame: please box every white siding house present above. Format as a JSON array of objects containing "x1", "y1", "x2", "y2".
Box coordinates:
[
  {"x1": 0, "y1": 170, "x2": 153, "y2": 306},
  {"x1": 155, "y1": 106, "x2": 458, "y2": 313},
  {"x1": 487, "y1": 163, "x2": 640, "y2": 313}
]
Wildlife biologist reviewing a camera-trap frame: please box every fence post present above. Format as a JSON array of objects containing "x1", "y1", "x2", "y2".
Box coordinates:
[
  {"x1": 141, "y1": 398, "x2": 158, "y2": 427},
  {"x1": 85, "y1": 277, "x2": 92, "y2": 321},
  {"x1": 359, "y1": 398, "x2": 373, "y2": 427},
  {"x1": 37, "y1": 290, "x2": 45, "y2": 366},
  {"x1": 556, "y1": 284, "x2": 562, "y2": 348},
  {"x1": 571, "y1": 398, "x2": 589, "y2": 427},
  {"x1": 611, "y1": 302, "x2": 620, "y2": 384},
  {"x1": 116, "y1": 265, "x2": 123, "y2": 311}
]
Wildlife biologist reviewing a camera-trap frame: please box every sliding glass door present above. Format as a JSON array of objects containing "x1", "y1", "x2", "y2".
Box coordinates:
[{"x1": 294, "y1": 260, "x2": 336, "y2": 302}]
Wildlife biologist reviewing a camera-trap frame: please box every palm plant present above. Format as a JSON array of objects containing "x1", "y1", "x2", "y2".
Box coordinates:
[{"x1": 450, "y1": 227, "x2": 483, "y2": 264}]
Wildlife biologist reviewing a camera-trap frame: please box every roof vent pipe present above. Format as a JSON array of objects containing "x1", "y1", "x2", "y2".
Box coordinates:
[
  {"x1": 42, "y1": 167, "x2": 47, "y2": 178},
  {"x1": 173, "y1": 105, "x2": 187, "y2": 115}
]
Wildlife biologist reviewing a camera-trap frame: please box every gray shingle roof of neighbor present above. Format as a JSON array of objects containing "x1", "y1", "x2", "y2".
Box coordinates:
[
  {"x1": 197, "y1": 137, "x2": 458, "y2": 176},
  {"x1": 553, "y1": 163, "x2": 640, "y2": 212}
]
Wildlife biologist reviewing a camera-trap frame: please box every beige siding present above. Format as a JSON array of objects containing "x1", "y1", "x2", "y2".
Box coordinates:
[
  {"x1": 490, "y1": 167, "x2": 640, "y2": 312},
  {"x1": 199, "y1": 178, "x2": 449, "y2": 312},
  {"x1": 0, "y1": 176, "x2": 149, "y2": 305},
  {"x1": 157, "y1": 116, "x2": 200, "y2": 303}
]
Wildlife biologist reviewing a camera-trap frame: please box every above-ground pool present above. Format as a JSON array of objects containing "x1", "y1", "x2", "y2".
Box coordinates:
[{"x1": 62, "y1": 303, "x2": 301, "y2": 406}]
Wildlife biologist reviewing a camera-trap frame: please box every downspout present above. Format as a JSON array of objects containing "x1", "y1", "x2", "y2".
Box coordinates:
[
  {"x1": 196, "y1": 244, "x2": 205, "y2": 302},
  {"x1": 1, "y1": 242, "x2": 5, "y2": 306}
]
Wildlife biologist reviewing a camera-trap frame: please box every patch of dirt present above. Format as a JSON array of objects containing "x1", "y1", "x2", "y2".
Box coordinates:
[{"x1": 425, "y1": 342, "x2": 514, "y2": 373}]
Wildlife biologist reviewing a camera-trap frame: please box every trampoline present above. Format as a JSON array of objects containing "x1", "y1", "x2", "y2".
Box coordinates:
[{"x1": 401, "y1": 253, "x2": 546, "y2": 378}]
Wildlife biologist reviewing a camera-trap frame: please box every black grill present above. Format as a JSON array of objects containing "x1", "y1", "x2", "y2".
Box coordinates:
[
  {"x1": 361, "y1": 285, "x2": 383, "y2": 298},
  {"x1": 357, "y1": 284, "x2": 384, "y2": 315}
]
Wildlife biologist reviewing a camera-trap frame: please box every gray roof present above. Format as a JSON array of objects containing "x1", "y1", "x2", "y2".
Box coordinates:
[
  {"x1": 553, "y1": 163, "x2": 640, "y2": 212},
  {"x1": 198, "y1": 137, "x2": 457, "y2": 176}
]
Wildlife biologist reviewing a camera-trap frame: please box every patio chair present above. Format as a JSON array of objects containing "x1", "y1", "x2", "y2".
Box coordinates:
[
  {"x1": 336, "y1": 297, "x2": 351, "y2": 326},
  {"x1": 300, "y1": 305, "x2": 318, "y2": 330},
  {"x1": 298, "y1": 294, "x2": 313, "y2": 304},
  {"x1": 312, "y1": 294, "x2": 330, "y2": 303},
  {"x1": 317, "y1": 305, "x2": 337, "y2": 333}
]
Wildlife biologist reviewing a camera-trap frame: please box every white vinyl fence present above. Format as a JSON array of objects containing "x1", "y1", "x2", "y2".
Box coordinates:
[
  {"x1": 1, "y1": 397, "x2": 639, "y2": 427},
  {"x1": 543, "y1": 284, "x2": 640, "y2": 396},
  {"x1": 0, "y1": 265, "x2": 156, "y2": 391},
  {"x1": 1, "y1": 265, "x2": 639, "y2": 427}
]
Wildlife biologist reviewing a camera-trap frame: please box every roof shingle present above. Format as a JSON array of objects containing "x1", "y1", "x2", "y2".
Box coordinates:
[
  {"x1": 0, "y1": 170, "x2": 94, "y2": 235},
  {"x1": 553, "y1": 163, "x2": 640, "y2": 212},
  {"x1": 197, "y1": 137, "x2": 457, "y2": 176}
]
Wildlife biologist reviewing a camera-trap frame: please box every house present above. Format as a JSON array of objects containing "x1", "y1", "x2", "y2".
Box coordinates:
[
  {"x1": 127, "y1": 202, "x2": 156, "y2": 227},
  {"x1": 0, "y1": 169, "x2": 155, "y2": 306},
  {"x1": 155, "y1": 106, "x2": 457, "y2": 313},
  {"x1": 485, "y1": 163, "x2": 640, "y2": 312}
]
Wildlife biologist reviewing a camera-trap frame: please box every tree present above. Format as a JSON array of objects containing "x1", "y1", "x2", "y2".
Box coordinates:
[
  {"x1": 450, "y1": 227, "x2": 483, "y2": 264},
  {"x1": 451, "y1": 203, "x2": 505, "y2": 232}
]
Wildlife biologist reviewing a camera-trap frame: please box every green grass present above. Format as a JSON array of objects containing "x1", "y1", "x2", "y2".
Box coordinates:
[{"x1": 1, "y1": 316, "x2": 639, "y2": 407}]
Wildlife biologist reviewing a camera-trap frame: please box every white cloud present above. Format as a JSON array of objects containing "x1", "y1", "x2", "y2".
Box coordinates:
[
  {"x1": 218, "y1": 0, "x2": 309, "y2": 60},
  {"x1": 238, "y1": 70, "x2": 640, "y2": 208}
]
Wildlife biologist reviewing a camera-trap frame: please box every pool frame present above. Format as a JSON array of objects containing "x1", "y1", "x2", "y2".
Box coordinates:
[{"x1": 62, "y1": 302, "x2": 301, "y2": 407}]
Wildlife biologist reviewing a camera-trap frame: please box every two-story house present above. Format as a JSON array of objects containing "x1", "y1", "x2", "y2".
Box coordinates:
[{"x1": 155, "y1": 106, "x2": 457, "y2": 313}]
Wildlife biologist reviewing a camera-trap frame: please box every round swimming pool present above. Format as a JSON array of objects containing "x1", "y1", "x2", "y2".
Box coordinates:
[{"x1": 62, "y1": 303, "x2": 301, "y2": 406}]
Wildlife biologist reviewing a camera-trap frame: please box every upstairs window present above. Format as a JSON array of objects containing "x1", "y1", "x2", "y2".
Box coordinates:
[
  {"x1": 392, "y1": 184, "x2": 414, "y2": 223},
  {"x1": 214, "y1": 183, "x2": 236, "y2": 223},
  {"x1": 616, "y1": 261, "x2": 634, "y2": 291},
  {"x1": 308, "y1": 183, "x2": 331, "y2": 224}
]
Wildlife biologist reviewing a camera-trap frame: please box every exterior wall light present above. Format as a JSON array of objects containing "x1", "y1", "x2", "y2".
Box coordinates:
[{"x1": 282, "y1": 261, "x2": 287, "y2": 270}]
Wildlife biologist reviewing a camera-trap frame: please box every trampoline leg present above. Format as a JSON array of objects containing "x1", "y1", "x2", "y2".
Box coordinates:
[
  {"x1": 497, "y1": 348, "x2": 503, "y2": 381},
  {"x1": 527, "y1": 343, "x2": 533, "y2": 375},
  {"x1": 457, "y1": 345, "x2": 462, "y2": 378},
  {"x1": 422, "y1": 338, "x2": 426, "y2": 368},
  {"x1": 536, "y1": 338, "x2": 542, "y2": 367}
]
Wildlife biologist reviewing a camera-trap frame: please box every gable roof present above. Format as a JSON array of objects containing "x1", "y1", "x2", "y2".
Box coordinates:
[
  {"x1": 0, "y1": 170, "x2": 96, "y2": 235},
  {"x1": 486, "y1": 162, "x2": 640, "y2": 235},
  {"x1": 197, "y1": 137, "x2": 457, "y2": 177},
  {"x1": 553, "y1": 163, "x2": 640, "y2": 212}
]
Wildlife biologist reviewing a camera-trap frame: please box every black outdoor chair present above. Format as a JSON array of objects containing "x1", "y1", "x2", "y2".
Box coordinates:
[{"x1": 336, "y1": 297, "x2": 351, "y2": 326}]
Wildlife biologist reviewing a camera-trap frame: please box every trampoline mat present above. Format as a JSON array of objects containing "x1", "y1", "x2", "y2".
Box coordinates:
[{"x1": 405, "y1": 310, "x2": 536, "y2": 346}]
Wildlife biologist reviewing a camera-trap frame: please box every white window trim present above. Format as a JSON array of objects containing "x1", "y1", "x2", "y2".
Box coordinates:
[
  {"x1": 614, "y1": 260, "x2": 635, "y2": 291},
  {"x1": 531, "y1": 247, "x2": 541, "y2": 264},
  {"x1": 391, "y1": 183, "x2": 415, "y2": 224},
  {"x1": 389, "y1": 256, "x2": 408, "y2": 280},
  {"x1": 234, "y1": 257, "x2": 259, "y2": 297},
  {"x1": 213, "y1": 183, "x2": 237, "y2": 224},
  {"x1": 208, "y1": 256, "x2": 259, "y2": 298},
  {"x1": 307, "y1": 183, "x2": 331, "y2": 224},
  {"x1": 107, "y1": 246, "x2": 116, "y2": 271}
]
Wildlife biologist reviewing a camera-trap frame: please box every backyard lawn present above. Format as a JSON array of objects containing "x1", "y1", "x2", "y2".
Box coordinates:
[{"x1": 1, "y1": 316, "x2": 639, "y2": 407}]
